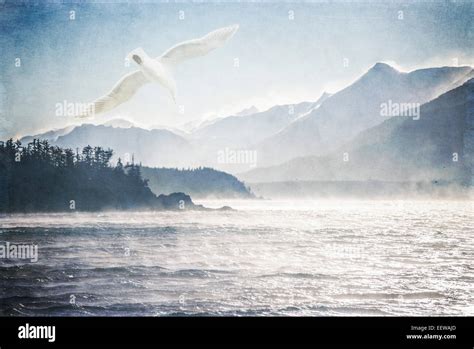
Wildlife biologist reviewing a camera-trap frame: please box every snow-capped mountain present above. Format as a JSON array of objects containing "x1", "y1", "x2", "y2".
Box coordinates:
[
  {"x1": 255, "y1": 63, "x2": 473, "y2": 166},
  {"x1": 241, "y1": 77, "x2": 474, "y2": 184}
]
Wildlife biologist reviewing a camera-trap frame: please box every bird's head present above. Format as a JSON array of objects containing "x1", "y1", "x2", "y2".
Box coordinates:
[{"x1": 126, "y1": 47, "x2": 147, "y2": 66}]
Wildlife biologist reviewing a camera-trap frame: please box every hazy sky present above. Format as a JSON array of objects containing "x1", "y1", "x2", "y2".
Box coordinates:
[{"x1": 0, "y1": 0, "x2": 473, "y2": 138}]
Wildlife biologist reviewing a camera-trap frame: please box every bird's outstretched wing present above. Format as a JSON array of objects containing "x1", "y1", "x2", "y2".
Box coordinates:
[
  {"x1": 77, "y1": 70, "x2": 149, "y2": 118},
  {"x1": 157, "y1": 25, "x2": 239, "y2": 66}
]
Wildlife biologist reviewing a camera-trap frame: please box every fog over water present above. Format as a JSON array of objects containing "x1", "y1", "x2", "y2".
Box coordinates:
[{"x1": 1, "y1": 200, "x2": 472, "y2": 316}]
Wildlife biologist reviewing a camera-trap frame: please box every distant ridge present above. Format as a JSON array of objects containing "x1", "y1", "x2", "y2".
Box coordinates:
[{"x1": 142, "y1": 167, "x2": 254, "y2": 199}]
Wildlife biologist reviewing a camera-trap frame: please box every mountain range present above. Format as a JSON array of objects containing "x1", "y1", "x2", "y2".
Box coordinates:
[
  {"x1": 255, "y1": 63, "x2": 474, "y2": 166},
  {"x1": 18, "y1": 63, "x2": 474, "y2": 191},
  {"x1": 22, "y1": 124, "x2": 196, "y2": 168},
  {"x1": 241, "y1": 77, "x2": 474, "y2": 184}
]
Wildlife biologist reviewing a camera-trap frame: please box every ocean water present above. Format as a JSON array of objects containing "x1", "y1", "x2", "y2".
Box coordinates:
[{"x1": 0, "y1": 199, "x2": 472, "y2": 316}]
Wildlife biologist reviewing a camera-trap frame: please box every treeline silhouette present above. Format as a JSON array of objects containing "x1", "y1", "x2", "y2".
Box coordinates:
[{"x1": 0, "y1": 139, "x2": 190, "y2": 212}]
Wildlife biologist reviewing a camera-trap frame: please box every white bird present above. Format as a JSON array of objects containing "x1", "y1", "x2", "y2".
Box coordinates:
[{"x1": 77, "y1": 24, "x2": 239, "y2": 118}]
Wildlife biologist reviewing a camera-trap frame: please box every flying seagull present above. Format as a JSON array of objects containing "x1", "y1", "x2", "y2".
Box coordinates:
[{"x1": 77, "y1": 24, "x2": 239, "y2": 118}]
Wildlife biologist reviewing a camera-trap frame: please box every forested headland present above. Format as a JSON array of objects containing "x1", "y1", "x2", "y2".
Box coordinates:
[
  {"x1": 0, "y1": 139, "x2": 196, "y2": 212},
  {"x1": 141, "y1": 167, "x2": 254, "y2": 199}
]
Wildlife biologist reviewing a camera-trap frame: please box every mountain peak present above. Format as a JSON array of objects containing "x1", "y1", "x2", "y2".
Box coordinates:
[
  {"x1": 103, "y1": 118, "x2": 136, "y2": 129},
  {"x1": 235, "y1": 105, "x2": 259, "y2": 117},
  {"x1": 370, "y1": 62, "x2": 399, "y2": 73}
]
